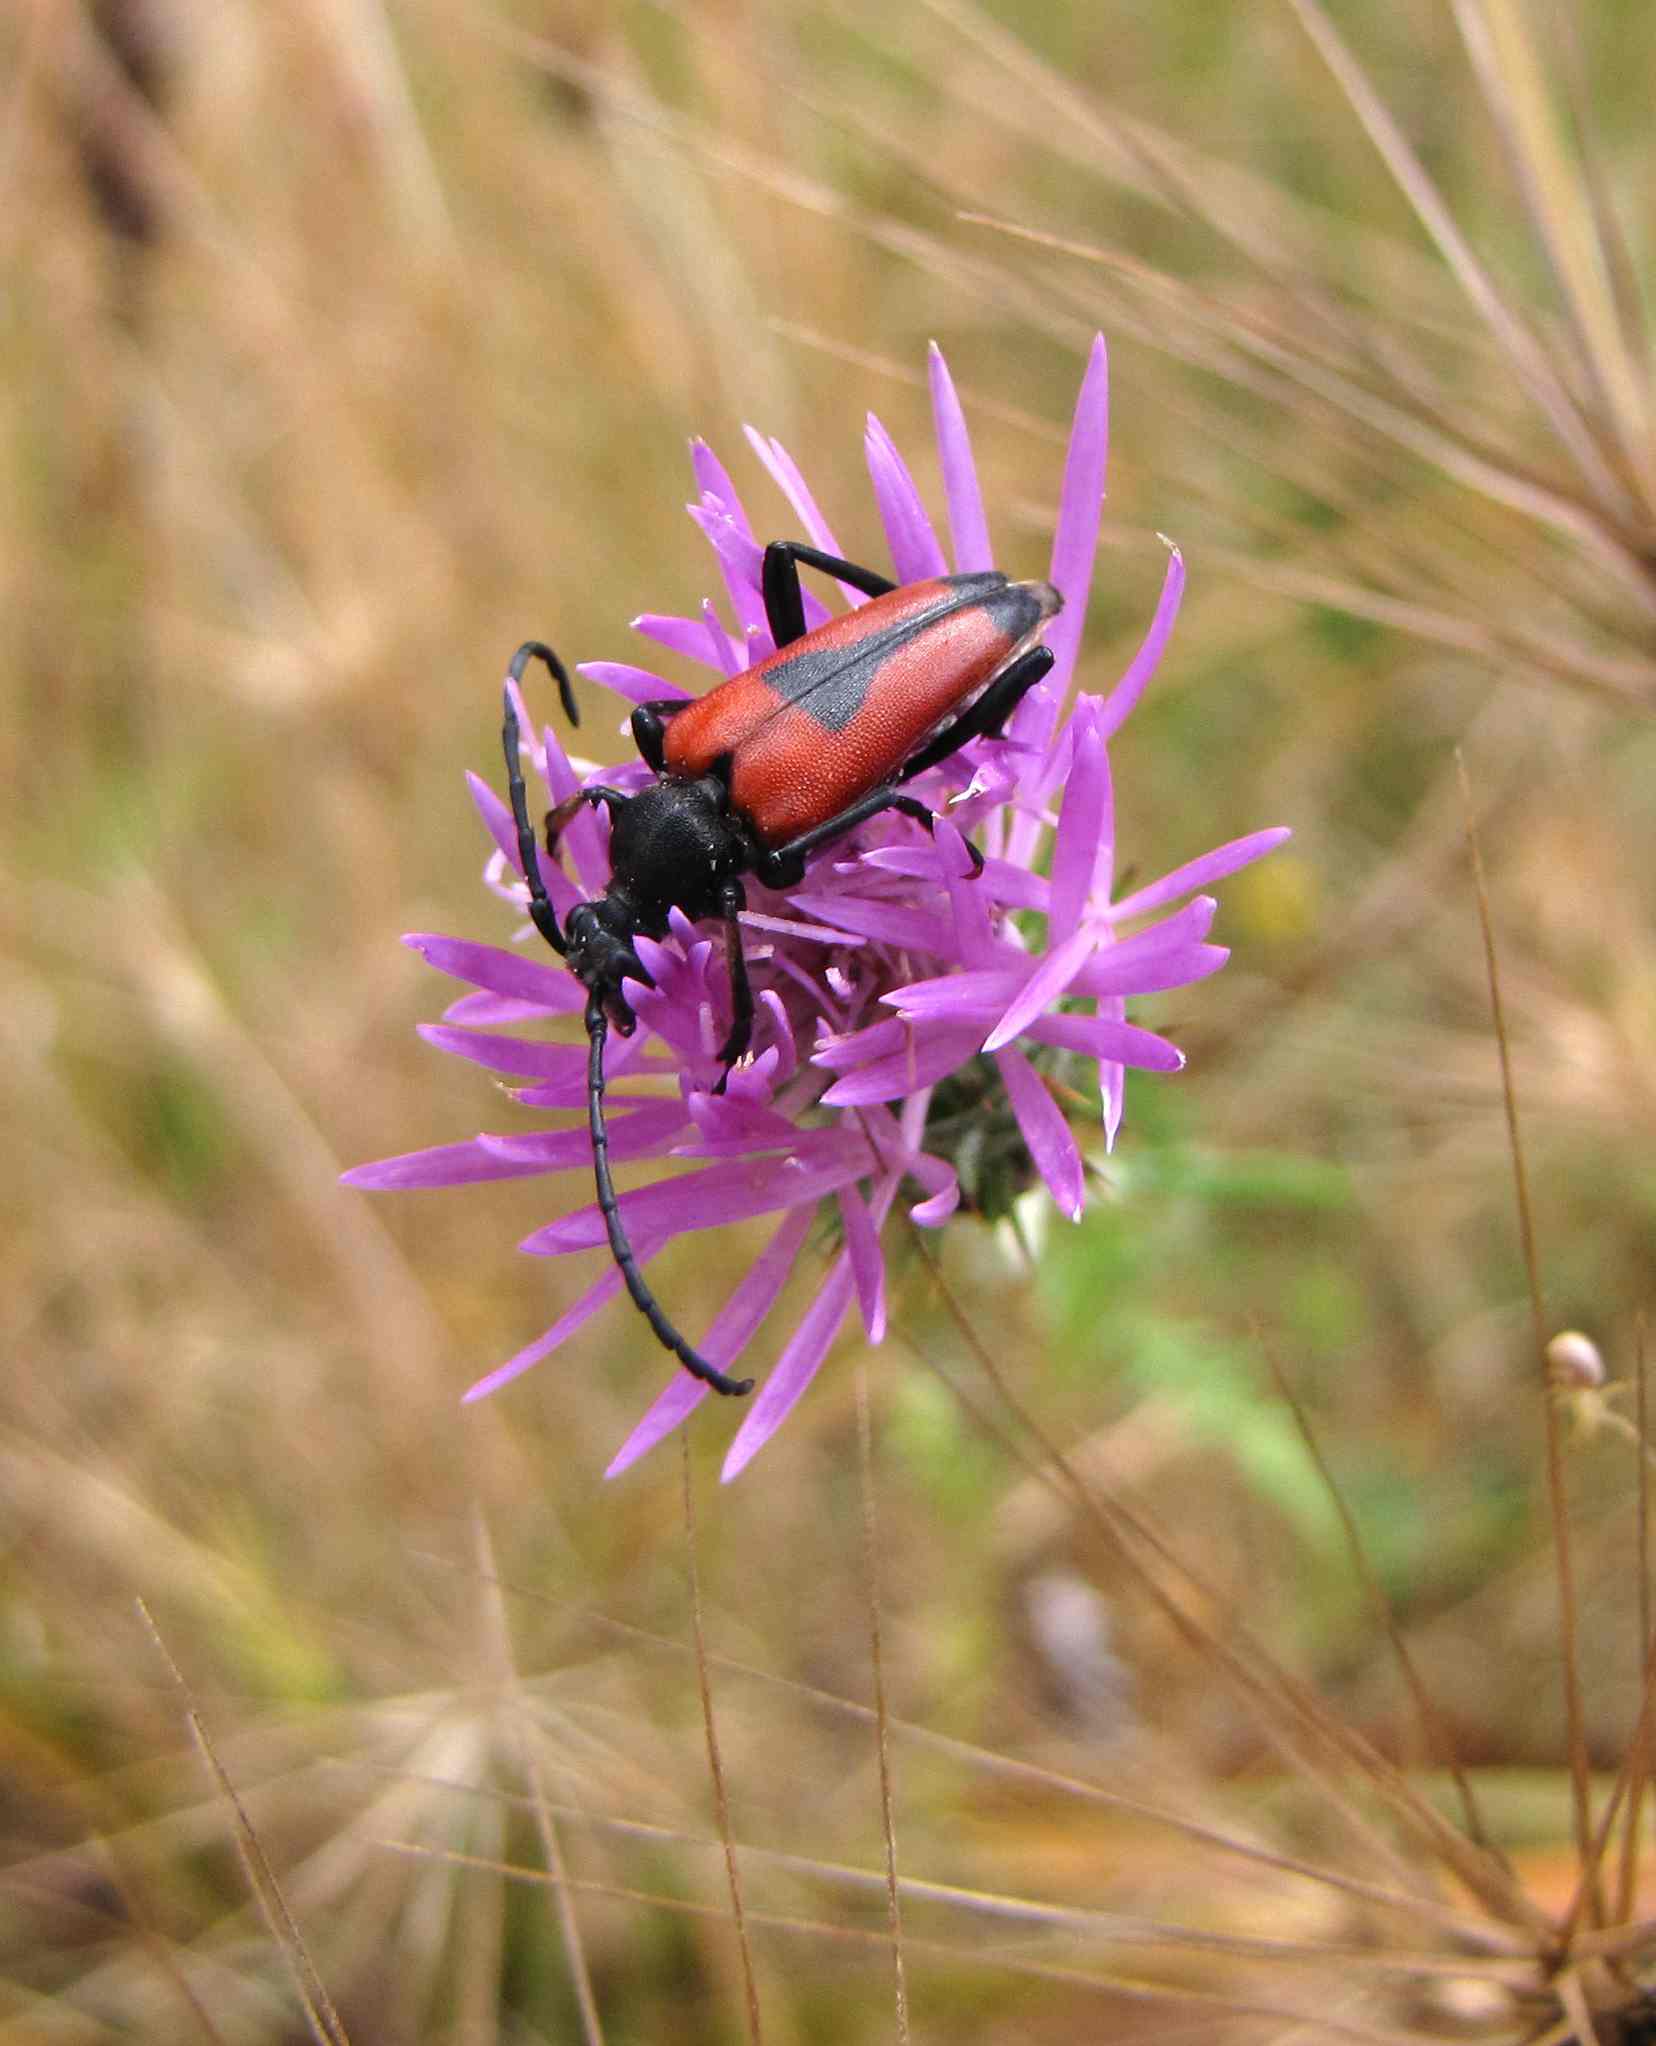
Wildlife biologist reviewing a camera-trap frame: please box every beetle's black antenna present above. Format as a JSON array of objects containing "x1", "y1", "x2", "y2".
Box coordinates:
[
  {"x1": 502, "y1": 661, "x2": 572, "y2": 958},
  {"x1": 585, "y1": 996, "x2": 755, "y2": 1397}
]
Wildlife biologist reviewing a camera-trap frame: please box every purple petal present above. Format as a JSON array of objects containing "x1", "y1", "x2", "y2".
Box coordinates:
[
  {"x1": 341, "y1": 1136, "x2": 559, "y2": 1191},
  {"x1": 538, "y1": 720, "x2": 609, "y2": 894},
  {"x1": 1044, "y1": 333, "x2": 1110, "y2": 695},
  {"x1": 722, "y1": 1257, "x2": 856, "y2": 1481},
  {"x1": 819, "y1": 1023, "x2": 984, "y2": 1106},
  {"x1": 578, "y1": 660, "x2": 691, "y2": 707},
  {"x1": 905, "y1": 1148, "x2": 960, "y2": 1225},
  {"x1": 1076, "y1": 941, "x2": 1229, "y2": 999},
  {"x1": 1098, "y1": 542, "x2": 1184, "y2": 742},
  {"x1": 741, "y1": 429, "x2": 850, "y2": 569},
  {"x1": 838, "y1": 1185, "x2": 886, "y2": 1341},
  {"x1": 634, "y1": 613, "x2": 730, "y2": 665},
  {"x1": 461, "y1": 1248, "x2": 659, "y2": 1403},
  {"x1": 927, "y1": 343, "x2": 993, "y2": 573},
  {"x1": 1023, "y1": 1010, "x2": 1186, "y2": 1071},
  {"x1": 982, "y1": 927, "x2": 1097, "y2": 1052},
  {"x1": 786, "y1": 893, "x2": 957, "y2": 954},
  {"x1": 418, "y1": 1024, "x2": 595, "y2": 1080},
  {"x1": 1109, "y1": 828, "x2": 1293, "y2": 922},
  {"x1": 700, "y1": 599, "x2": 742, "y2": 677},
  {"x1": 687, "y1": 507, "x2": 781, "y2": 641},
  {"x1": 404, "y1": 933, "x2": 580, "y2": 1012},
  {"x1": 525, "y1": 1134, "x2": 869, "y2": 1253},
  {"x1": 478, "y1": 1101, "x2": 688, "y2": 1169},
  {"x1": 607, "y1": 1365, "x2": 708, "y2": 1476},
  {"x1": 885, "y1": 967, "x2": 1019, "y2": 1020},
  {"x1": 605, "y1": 1205, "x2": 816, "y2": 1475},
  {"x1": 1048, "y1": 704, "x2": 1113, "y2": 935},
  {"x1": 690, "y1": 439, "x2": 754, "y2": 535},
  {"x1": 864, "y1": 414, "x2": 948, "y2": 583},
  {"x1": 468, "y1": 771, "x2": 526, "y2": 877},
  {"x1": 995, "y1": 1045, "x2": 1085, "y2": 1220}
]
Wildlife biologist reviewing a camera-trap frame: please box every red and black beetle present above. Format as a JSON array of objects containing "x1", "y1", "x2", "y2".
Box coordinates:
[{"x1": 502, "y1": 540, "x2": 1061, "y2": 1397}]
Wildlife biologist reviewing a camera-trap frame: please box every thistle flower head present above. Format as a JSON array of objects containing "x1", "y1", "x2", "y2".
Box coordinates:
[{"x1": 344, "y1": 337, "x2": 1289, "y2": 1480}]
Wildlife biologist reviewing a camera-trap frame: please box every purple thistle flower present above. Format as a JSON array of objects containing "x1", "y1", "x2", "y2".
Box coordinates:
[{"x1": 344, "y1": 336, "x2": 1290, "y2": 1480}]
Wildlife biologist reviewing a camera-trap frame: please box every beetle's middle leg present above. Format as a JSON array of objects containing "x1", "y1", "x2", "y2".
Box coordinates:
[
  {"x1": 753, "y1": 787, "x2": 983, "y2": 890},
  {"x1": 712, "y1": 877, "x2": 754, "y2": 1088}
]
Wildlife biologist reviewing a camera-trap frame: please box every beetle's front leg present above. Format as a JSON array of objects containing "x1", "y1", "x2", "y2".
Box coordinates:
[
  {"x1": 545, "y1": 784, "x2": 630, "y2": 859},
  {"x1": 761, "y1": 540, "x2": 897, "y2": 649},
  {"x1": 630, "y1": 699, "x2": 692, "y2": 775}
]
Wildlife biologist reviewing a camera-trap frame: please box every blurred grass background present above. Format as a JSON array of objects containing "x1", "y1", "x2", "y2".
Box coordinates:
[{"x1": 5, "y1": 0, "x2": 1656, "y2": 2038}]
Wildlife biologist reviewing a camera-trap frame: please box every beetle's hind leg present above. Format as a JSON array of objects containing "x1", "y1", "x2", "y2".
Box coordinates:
[
  {"x1": 761, "y1": 541, "x2": 896, "y2": 649},
  {"x1": 896, "y1": 644, "x2": 1055, "y2": 783}
]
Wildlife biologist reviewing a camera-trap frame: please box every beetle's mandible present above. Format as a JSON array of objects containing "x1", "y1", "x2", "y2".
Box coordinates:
[{"x1": 502, "y1": 539, "x2": 1061, "y2": 1397}]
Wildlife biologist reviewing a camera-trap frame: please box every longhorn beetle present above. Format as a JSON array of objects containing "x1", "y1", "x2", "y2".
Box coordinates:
[{"x1": 502, "y1": 540, "x2": 1062, "y2": 1397}]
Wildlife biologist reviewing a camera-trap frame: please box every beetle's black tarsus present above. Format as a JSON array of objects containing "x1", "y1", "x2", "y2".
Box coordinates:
[
  {"x1": 585, "y1": 997, "x2": 755, "y2": 1397},
  {"x1": 762, "y1": 540, "x2": 897, "y2": 649}
]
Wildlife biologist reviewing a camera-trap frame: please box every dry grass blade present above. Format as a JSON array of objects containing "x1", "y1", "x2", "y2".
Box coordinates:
[
  {"x1": 1619, "y1": 1316, "x2": 1653, "y2": 1923},
  {"x1": 373, "y1": 1839, "x2": 1452, "y2": 2043},
  {"x1": 469, "y1": 1508, "x2": 604, "y2": 2046},
  {"x1": 1286, "y1": 0, "x2": 1632, "y2": 525},
  {"x1": 855, "y1": 1367, "x2": 909, "y2": 2044},
  {"x1": 681, "y1": 1438, "x2": 764, "y2": 2045},
  {"x1": 1452, "y1": 0, "x2": 1656, "y2": 511},
  {"x1": 1455, "y1": 749, "x2": 1593, "y2": 1895},
  {"x1": 439, "y1": 1543, "x2": 1535, "y2": 1950},
  {"x1": 136, "y1": 1600, "x2": 351, "y2": 2046}
]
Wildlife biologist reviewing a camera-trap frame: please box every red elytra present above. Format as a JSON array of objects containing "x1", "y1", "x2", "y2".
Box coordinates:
[{"x1": 663, "y1": 572, "x2": 1061, "y2": 846}]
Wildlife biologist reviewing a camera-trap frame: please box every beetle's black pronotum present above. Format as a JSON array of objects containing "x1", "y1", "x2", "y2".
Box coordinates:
[{"x1": 503, "y1": 540, "x2": 1061, "y2": 1396}]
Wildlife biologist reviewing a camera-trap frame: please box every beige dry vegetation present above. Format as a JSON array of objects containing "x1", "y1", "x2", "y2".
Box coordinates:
[{"x1": 6, "y1": 0, "x2": 1656, "y2": 2039}]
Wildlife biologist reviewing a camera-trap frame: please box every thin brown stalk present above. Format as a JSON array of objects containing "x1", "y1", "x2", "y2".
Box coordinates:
[
  {"x1": 1455, "y1": 749, "x2": 1595, "y2": 1899},
  {"x1": 469, "y1": 1510, "x2": 604, "y2": 2046},
  {"x1": 854, "y1": 1367, "x2": 910, "y2": 2044},
  {"x1": 136, "y1": 1600, "x2": 351, "y2": 2046},
  {"x1": 1554, "y1": 1966, "x2": 1605, "y2": 2046},
  {"x1": 1618, "y1": 1314, "x2": 1653, "y2": 1922},
  {"x1": 1257, "y1": 1327, "x2": 1492, "y2": 1850},
  {"x1": 1559, "y1": 1642, "x2": 1656, "y2": 1948},
  {"x1": 681, "y1": 1437, "x2": 764, "y2": 2045}
]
